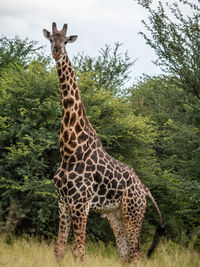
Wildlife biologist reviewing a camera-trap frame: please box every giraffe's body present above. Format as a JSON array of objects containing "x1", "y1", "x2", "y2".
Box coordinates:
[{"x1": 43, "y1": 23, "x2": 164, "y2": 264}]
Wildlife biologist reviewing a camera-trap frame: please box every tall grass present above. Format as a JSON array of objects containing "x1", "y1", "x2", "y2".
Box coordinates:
[{"x1": 0, "y1": 238, "x2": 199, "y2": 267}]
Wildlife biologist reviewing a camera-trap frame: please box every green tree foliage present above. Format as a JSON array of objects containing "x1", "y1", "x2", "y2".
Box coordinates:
[
  {"x1": 0, "y1": 36, "x2": 45, "y2": 73},
  {"x1": 73, "y1": 43, "x2": 135, "y2": 95},
  {"x1": 0, "y1": 37, "x2": 60, "y2": 237},
  {"x1": 136, "y1": 0, "x2": 200, "y2": 100}
]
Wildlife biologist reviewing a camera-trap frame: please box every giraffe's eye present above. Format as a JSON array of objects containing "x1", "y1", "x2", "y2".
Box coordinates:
[
  {"x1": 50, "y1": 39, "x2": 53, "y2": 43},
  {"x1": 64, "y1": 40, "x2": 67, "y2": 44}
]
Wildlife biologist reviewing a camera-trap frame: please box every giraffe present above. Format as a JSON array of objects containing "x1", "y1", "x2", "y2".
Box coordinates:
[{"x1": 43, "y1": 22, "x2": 165, "y2": 264}]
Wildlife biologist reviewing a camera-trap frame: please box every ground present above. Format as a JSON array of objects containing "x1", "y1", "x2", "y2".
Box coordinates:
[{"x1": 0, "y1": 238, "x2": 199, "y2": 267}]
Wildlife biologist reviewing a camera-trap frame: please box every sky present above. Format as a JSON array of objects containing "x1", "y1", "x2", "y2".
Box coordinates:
[{"x1": 0, "y1": 0, "x2": 196, "y2": 81}]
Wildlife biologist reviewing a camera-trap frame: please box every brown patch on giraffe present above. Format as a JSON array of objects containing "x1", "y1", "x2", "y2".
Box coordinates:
[
  {"x1": 71, "y1": 89, "x2": 74, "y2": 96},
  {"x1": 60, "y1": 138, "x2": 64, "y2": 148},
  {"x1": 75, "y1": 122, "x2": 82, "y2": 134},
  {"x1": 62, "y1": 84, "x2": 67, "y2": 90},
  {"x1": 60, "y1": 123, "x2": 64, "y2": 133},
  {"x1": 91, "y1": 142, "x2": 96, "y2": 149},
  {"x1": 58, "y1": 68, "x2": 62, "y2": 76},
  {"x1": 74, "y1": 162, "x2": 85, "y2": 174},
  {"x1": 59, "y1": 74, "x2": 65, "y2": 83},
  {"x1": 70, "y1": 112, "x2": 77, "y2": 126},
  {"x1": 69, "y1": 187, "x2": 76, "y2": 196},
  {"x1": 68, "y1": 132, "x2": 77, "y2": 148},
  {"x1": 83, "y1": 148, "x2": 92, "y2": 161},
  {"x1": 75, "y1": 145, "x2": 83, "y2": 161},
  {"x1": 64, "y1": 112, "x2": 70, "y2": 126},
  {"x1": 91, "y1": 150, "x2": 97, "y2": 163},
  {"x1": 65, "y1": 56, "x2": 69, "y2": 64},
  {"x1": 63, "y1": 90, "x2": 68, "y2": 97},
  {"x1": 78, "y1": 132, "x2": 88, "y2": 144},
  {"x1": 80, "y1": 118, "x2": 84, "y2": 128},
  {"x1": 73, "y1": 82, "x2": 76, "y2": 90},
  {"x1": 56, "y1": 179, "x2": 62, "y2": 188},
  {"x1": 94, "y1": 171, "x2": 102, "y2": 183},
  {"x1": 68, "y1": 140, "x2": 77, "y2": 148},
  {"x1": 63, "y1": 130, "x2": 69, "y2": 142},
  {"x1": 97, "y1": 164, "x2": 105, "y2": 175},
  {"x1": 62, "y1": 65, "x2": 67, "y2": 72},
  {"x1": 64, "y1": 145, "x2": 73, "y2": 154},
  {"x1": 69, "y1": 159, "x2": 75, "y2": 169},
  {"x1": 70, "y1": 131, "x2": 76, "y2": 141},
  {"x1": 64, "y1": 98, "x2": 74, "y2": 109},
  {"x1": 78, "y1": 103, "x2": 83, "y2": 116},
  {"x1": 75, "y1": 90, "x2": 79, "y2": 101}
]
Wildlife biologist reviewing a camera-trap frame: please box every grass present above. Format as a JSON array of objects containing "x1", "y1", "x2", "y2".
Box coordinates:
[{"x1": 0, "y1": 237, "x2": 200, "y2": 267}]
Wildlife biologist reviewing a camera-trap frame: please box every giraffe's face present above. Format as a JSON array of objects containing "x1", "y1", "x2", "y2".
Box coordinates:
[{"x1": 43, "y1": 22, "x2": 77, "y2": 60}]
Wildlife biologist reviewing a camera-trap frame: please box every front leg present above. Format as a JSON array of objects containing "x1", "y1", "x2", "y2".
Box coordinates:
[
  {"x1": 54, "y1": 199, "x2": 71, "y2": 263},
  {"x1": 70, "y1": 202, "x2": 89, "y2": 262}
]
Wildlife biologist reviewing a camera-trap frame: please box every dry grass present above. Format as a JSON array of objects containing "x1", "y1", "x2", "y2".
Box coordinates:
[{"x1": 0, "y1": 238, "x2": 199, "y2": 267}]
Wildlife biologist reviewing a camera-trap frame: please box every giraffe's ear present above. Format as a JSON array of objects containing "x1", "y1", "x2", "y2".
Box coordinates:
[
  {"x1": 67, "y1": 35, "x2": 78, "y2": 43},
  {"x1": 43, "y1": 29, "x2": 51, "y2": 40}
]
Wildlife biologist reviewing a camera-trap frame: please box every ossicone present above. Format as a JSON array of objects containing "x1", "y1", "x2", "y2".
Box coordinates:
[
  {"x1": 52, "y1": 22, "x2": 58, "y2": 33},
  {"x1": 62, "y1": 24, "x2": 68, "y2": 35}
]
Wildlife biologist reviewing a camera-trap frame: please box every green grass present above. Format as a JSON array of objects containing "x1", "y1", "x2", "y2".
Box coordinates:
[{"x1": 0, "y1": 238, "x2": 199, "y2": 267}]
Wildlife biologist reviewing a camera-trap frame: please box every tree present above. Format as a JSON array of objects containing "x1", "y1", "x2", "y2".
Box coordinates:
[
  {"x1": 132, "y1": 1, "x2": 200, "y2": 246},
  {"x1": 136, "y1": 0, "x2": 200, "y2": 100},
  {"x1": 130, "y1": 76, "x2": 200, "y2": 248},
  {"x1": 0, "y1": 36, "x2": 46, "y2": 74},
  {"x1": 0, "y1": 37, "x2": 60, "y2": 237},
  {"x1": 73, "y1": 43, "x2": 135, "y2": 96}
]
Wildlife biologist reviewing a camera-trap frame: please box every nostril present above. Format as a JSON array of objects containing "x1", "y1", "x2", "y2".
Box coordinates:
[{"x1": 54, "y1": 47, "x2": 61, "y2": 53}]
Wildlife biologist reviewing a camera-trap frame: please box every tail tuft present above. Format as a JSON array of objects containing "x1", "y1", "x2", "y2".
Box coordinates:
[
  {"x1": 147, "y1": 224, "x2": 165, "y2": 258},
  {"x1": 157, "y1": 224, "x2": 165, "y2": 236}
]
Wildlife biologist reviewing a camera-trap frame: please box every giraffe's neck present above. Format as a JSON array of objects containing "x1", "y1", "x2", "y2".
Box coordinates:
[{"x1": 56, "y1": 54, "x2": 98, "y2": 163}]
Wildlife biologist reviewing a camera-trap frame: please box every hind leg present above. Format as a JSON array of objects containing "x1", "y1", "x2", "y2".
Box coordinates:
[
  {"x1": 54, "y1": 199, "x2": 71, "y2": 263},
  {"x1": 121, "y1": 191, "x2": 146, "y2": 263},
  {"x1": 107, "y1": 208, "x2": 129, "y2": 264}
]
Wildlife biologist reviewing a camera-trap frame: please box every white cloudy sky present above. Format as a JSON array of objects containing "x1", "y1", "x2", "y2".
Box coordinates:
[{"x1": 0, "y1": 0, "x2": 196, "y2": 80}]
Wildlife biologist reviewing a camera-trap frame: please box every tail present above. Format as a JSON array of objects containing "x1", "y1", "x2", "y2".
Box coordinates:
[{"x1": 145, "y1": 187, "x2": 165, "y2": 258}]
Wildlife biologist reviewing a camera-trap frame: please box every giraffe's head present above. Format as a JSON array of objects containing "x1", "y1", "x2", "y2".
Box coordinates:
[{"x1": 43, "y1": 22, "x2": 77, "y2": 60}]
